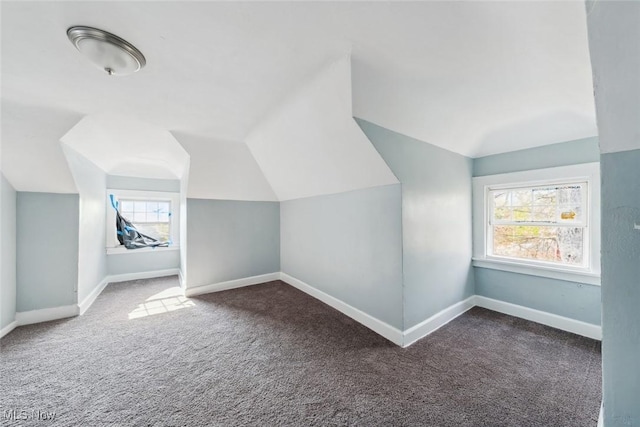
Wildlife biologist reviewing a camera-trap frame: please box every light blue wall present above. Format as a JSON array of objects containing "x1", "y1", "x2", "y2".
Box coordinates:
[
  {"x1": 587, "y1": 1, "x2": 640, "y2": 423},
  {"x1": 475, "y1": 269, "x2": 601, "y2": 325},
  {"x1": 471, "y1": 138, "x2": 602, "y2": 326},
  {"x1": 357, "y1": 119, "x2": 474, "y2": 329},
  {"x1": 107, "y1": 175, "x2": 181, "y2": 193},
  {"x1": 473, "y1": 136, "x2": 600, "y2": 177},
  {"x1": 16, "y1": 192, "x2": 79, "y2": 312},
  {"x1": 186, "y1": 199, "x2": 280, "y2": 288},
  {"x1": 63, "y1": 147, "x2": 107, "y2": 304},
  {"x1": 107, "y1": 249, "x2": 180, "y2": 276},
  {"x1": 601, "y1": 149, "x2": 640, "y2": 425},
  {"x1": 1, "y1": 174, "x2": 17, "y2": 330},
  {"x1": 281, "y1": 184, "x2": 404, "y2": 329},
  {"x1": 179, "y1": 180, "x2": 188, "y2": 285}
]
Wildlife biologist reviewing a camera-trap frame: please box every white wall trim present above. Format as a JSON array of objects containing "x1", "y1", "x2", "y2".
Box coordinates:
[
  {"x1": 280, "y1": 272, "x2": 404, "y2": 346},
  {"x1": 474, "y1": 295, "x2": 602, "y2": 340},
  {"x1": 107, "y1": 268, "x2": 180, "y2": 284},
  {"x1": 184, "y1": 272, "x2": 280, "y2": 297},
  {"x1": 15, "y1": 305, "x2": 79, "y2": 327},
  {"x1": 403, "y1": 296, "x2": 476, "y2": 347},
  {"x1": 598, "y1": 402, "x2": 603, "y2": 427},
  {"x1": 178, "y1": 269, "x2": 186, "y2": 289},
  {"x1": 107, "y1": 245, "x2": 180, "y2": 255},
  {"x1": 473, "y1": 258, "x2": 601, "y2": 286},
  {"x1": 78, "y1": 277, "x2": 110, "y2": 315},
  {"x1": 4, "y1": 272, "x2": 602, "y2": 345},
  {"x1": 81, "y1": 269, "x2": 181, "y2": 316},
  {"x1": 0, "y1": 320, "x2": 18, "y2": 339},
  {"x1": 4, "y1": 269, "x2": 184, "y2": 332}
]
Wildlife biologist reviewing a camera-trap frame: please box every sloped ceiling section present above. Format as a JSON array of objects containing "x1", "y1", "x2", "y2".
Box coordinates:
[
  {"x1": 1, "y1": 100, "x2": 80, "y2": 193},
  {"x1": 61, "y1": 113, "x2": 190, "y2": 180},
  {"x1": 173, "y1": 133, "x2": 277, "y2": 201},
  {"x1": 351, "y1": 1, "x2": 597, "y2": 157},
  {"x1": 246, "y1": 56, "x2": 399, "y2": 201},
  {"x1": 1, "y1": 1, "x2": 598, "y2": 194}
]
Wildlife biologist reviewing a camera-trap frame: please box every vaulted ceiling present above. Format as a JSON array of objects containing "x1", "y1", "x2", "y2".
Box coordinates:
[{"x1": 1, "y1": 1, "x2": 597, "y2": 198}]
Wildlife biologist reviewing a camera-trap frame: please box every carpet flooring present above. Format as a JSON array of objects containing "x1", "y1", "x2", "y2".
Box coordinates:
[{"x1": 1, "y1": 276, "x2": 601, "y2": 426}]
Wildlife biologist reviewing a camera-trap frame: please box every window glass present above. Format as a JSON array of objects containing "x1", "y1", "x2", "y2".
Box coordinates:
[
  {"x1": 119, "y1": 200, "x2": 171, "y2": 242},
  {"x1": 488, "y1": 182, "x2": 587, "y2": 266},
  {"x1": 492, "y1": 226, "x2": 584, "y2": 265}
]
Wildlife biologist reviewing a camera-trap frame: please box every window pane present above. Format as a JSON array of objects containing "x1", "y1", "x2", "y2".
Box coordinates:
[
  {"x1": 557, "y1": 185, "x2": 584, "y2": 223},
  {"x1": 491, "y1": 183, "x2": 586, "y2": 225},
  {"x1": 134, "y1": 201, "x2": 146, "y2": 212},
  {"x1": 133, "y1": 212, "x2": 146, "y2": 222},
  {"x1": 158, "y1": 212, "x2": 169, "y2": 222},
  {"x1": 511, "y1": 190, "x2": 532, "y2": 206},
  {"x1": 532, "y1": 188, "x2": 556, "y2": 204},
  {"x1": 158, "y1": 202, "x2": 170, "y2": 213},
  {"x1": 121, "y1": 201, "x2": 134, "y2": 212},
  {"x1": 494, "y1": 206, "x2": 511, "y2": 221},
  {"x1": 146, "y1": 202, "x2": 159, "y2": 213},
  {"x1": 492, "y1": 225, "x2": 584, "y2": 265},
  {"x1": 512, "y1": 206, "x2": 531, "y2": 222},
  {"x1": 146, "y1": 200, "x2": 159, "y2": 223},
  {"x1": 532, "y1": 206, "x2": 555, "y2": 222},
  {"x1": 493, "y1": 192, "x2": 508, "y2": 208},
  {"x1": 134, "y1": 223, "x2": 170, "y2": 242}
]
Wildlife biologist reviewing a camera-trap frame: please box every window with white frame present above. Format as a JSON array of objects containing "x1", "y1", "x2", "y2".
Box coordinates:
[
  {"x1": 106, "y1": 189, "x2": 180, "y2": 253},
  {"x1": 487, "y1": 181, "x2": 588, "y2": 267},
  {"x1": 472, "y1": 163, "x2": 600, "y2": 284}
]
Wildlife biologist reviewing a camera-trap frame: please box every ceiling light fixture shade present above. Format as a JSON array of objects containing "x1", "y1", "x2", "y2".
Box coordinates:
[{"x1": 67, "y1": 26, "x2": 146, "y2": 76}]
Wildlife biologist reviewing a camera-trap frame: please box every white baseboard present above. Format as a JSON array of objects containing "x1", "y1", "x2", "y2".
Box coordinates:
[
  {"x1": 4, "y1": 270, "x2": 603, "y2": 347},
  {"x1": 3, "y1": 269, "x2": 188, "y2": 332},
  {"x1": 79, "y1": 269, "x2": 180, "y2": 316},
  {"x1": 474, "y1": 295, "x2": 602, "y2": 340},
  {"x1": 107, "y1": 268, "x2": 180, "y2": 284},
  {"x1": 15, "y1": 305, "x2": 79, "y2": 327},
  {"x1": 184, "y1": 272, "x2": 280, "y2": 297},
  {"x1": 178, "y1": 269, "x2": 186, "y2": 289},
  {"x1": 598, "y1": 402, "x2": 603, "y2": 427},
  {"x1": 0, "y1": 320, "x2": 18, "y2": 339},
  {"x1": 280, "y1": 272, "x2": 404, "y2": 346},
  {"x1": 403, "y1": 296, "x2": 476, "y2": 347},
  {"x1": 78, "y1": 277, "x2": 110, "y2": 315}
]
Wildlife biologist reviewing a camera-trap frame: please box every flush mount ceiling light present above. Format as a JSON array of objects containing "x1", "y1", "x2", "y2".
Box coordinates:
[{"x1": 67, "y1": 26, "x2": 146, "y2": 76}]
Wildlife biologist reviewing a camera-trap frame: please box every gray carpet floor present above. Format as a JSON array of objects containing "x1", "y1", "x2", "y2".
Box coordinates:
[{"x1": 1, "y1": 276, "x2": 601, "y2": 426}]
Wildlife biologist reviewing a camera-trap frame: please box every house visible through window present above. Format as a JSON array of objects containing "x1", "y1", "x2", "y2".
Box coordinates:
[
  {"x1": 487, "y1": 182, "x2": 588, "y2": 267},
  {"x1": 119, "y1": 200, "x2": 171, "y2": 243}
]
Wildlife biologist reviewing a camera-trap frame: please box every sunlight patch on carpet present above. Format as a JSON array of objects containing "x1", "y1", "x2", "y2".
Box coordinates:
[{"x1": 128, "y1": 287, "x2": 195, "y2": 319}]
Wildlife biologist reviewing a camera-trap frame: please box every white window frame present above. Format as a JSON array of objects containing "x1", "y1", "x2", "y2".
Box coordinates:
[
  {"x1": 106, "y1": 189, "x2": 180, "y2": 255},
  {"x1": 472, "y1": 163, "x2": 600, "y2": 285}
]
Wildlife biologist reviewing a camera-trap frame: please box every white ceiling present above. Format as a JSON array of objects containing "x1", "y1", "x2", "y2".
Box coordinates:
[{"x1": 1, "y1": 1, "x2": 597, "y2": 193}]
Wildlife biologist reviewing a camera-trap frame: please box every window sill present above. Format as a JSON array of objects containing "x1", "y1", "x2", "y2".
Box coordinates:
[
  {"x1": 107, "y1": 245, "x2": 180, "y2": 255},
  {"x1": 472, "y1": 257, "x2": 600, "y2": 286}
]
